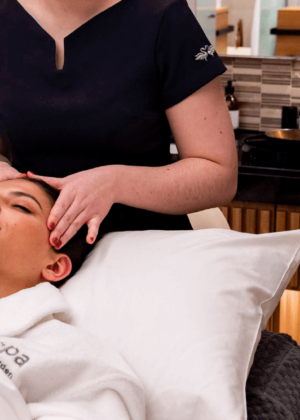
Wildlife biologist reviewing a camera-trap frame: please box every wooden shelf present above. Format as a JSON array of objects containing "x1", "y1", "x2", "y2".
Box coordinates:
[
  {"x1": 271, "y1": 28, "x2": 300, "y2": 36},
  {"x1": 216, "y1": 25, "x2": 234, "y2": 37},
  {"x1": 274, "y1": 6, "x2": 300, "y2": 56}
]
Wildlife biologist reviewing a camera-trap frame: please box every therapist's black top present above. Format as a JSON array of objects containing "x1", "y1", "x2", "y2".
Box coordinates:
[{"x1": 0, "y1": 0, "x2": 227, "y2": 234}]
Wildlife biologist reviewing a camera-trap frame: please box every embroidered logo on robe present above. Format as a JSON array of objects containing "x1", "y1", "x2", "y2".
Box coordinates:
[
  {"x1": 0, "y1": 341, "x2": 30, "y2": 380},
  {"x1": 195, "y1": 45, "x2": 215, "y2": 61}
]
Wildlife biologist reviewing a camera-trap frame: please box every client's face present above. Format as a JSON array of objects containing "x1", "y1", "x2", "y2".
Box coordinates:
[{"x1": 0, "y1": 179, "x2": 71, "y2": 298}]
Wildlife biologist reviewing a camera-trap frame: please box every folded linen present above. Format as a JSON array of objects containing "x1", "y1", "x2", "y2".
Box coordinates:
[{"x1": 0, "y1": 282, "x2": 145, "y2": 420}]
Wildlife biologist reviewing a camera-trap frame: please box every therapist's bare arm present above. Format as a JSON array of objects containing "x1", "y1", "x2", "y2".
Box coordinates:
[{"x1": 115, "y1": 76, "x2": 238, "y2": 214}]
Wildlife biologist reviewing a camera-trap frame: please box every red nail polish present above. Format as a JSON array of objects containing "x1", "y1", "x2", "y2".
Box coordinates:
[
  {"x1": 49, "y1": 222, "x2": 55, "y2": 230},
  {"x1": 90, "y1": 237, "x2": 94, "y2": 243},
  {"x1": 52, "y1": 237, "x2": 58, "y2": 245},
  {"x1": 28, "y1": 171, "x2": 36, "y2": 175},
  {"x1": 56, "y1": 240, "x2": 62, "y2": 248}
]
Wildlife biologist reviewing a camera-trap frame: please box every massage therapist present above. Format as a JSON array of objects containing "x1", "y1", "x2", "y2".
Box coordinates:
[{"x1": 0, "y1": 0, "x2": 238, "y2": 250}]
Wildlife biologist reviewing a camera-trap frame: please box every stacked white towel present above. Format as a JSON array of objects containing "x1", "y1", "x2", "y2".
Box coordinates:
[{"x1": 0, "y1": 282, "x2": 145, "y2": 420}]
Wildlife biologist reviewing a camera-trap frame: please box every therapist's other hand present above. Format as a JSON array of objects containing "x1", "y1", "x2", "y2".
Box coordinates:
[
  {"x1": 26, "y1": 167, "x2": 118, "y2": 249},
  {"x1": 0, "y1": 162, "x2": 28, "y2": 182}
]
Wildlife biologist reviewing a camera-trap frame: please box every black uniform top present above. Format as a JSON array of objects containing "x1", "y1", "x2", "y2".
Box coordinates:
[{"x1": 0, "y1": 0, "x2": 227, "y2": 234}]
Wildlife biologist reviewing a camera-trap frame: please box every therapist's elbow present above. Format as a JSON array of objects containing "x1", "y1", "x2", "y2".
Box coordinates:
[
  {"x1": 226, "y1": 175, "x2": 238, "y2": 203},
  {"x1": 221, "y1": 163, "x2": 238, "y2": 205}
]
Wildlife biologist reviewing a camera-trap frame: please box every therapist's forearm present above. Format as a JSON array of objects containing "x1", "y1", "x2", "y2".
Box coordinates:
[{"x1": 114, "y1": 158, "x2": 238, "y2": 215}]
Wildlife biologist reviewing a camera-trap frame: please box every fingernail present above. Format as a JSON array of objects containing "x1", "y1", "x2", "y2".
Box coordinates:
[
  {"x1": 90, "y1": 237, "x2": 94, "y2": 243},
  {"x1": 52, "y1": 237, "x2": 58, "y2": 246},
  {"x1": 49, "y1": 222, "x2": 55, "y2": 230},
  {"x1": 56, "y1": 240, "x2": 62, "y2": 248},
  {"x1": 27, "y1": 171, "x2": 36, "y2": 175}
]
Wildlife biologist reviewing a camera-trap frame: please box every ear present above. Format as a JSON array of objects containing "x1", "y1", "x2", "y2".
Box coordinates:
[{"x1": 41, "y1": 254, "x2": 72, "y2": 283}]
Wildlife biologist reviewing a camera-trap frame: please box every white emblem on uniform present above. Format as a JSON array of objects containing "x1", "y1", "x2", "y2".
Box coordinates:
[{"x1": 195, "y1": 44, "x2": 215, "y2": 61}]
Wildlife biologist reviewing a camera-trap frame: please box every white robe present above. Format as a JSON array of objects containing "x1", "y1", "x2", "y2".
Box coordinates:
[{"x1": 0, "y1": 282, "x2": 145, "y2": 420}]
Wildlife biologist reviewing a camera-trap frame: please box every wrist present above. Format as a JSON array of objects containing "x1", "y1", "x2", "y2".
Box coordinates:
[
  {"x1": 96, "y1": 164, "x2": 125, "y2": 204},
  {"x1": 110, "y1": 164, "x2": 158, "y2": 208},
  {"x1": 108, "y1": 164, "x2": 127, "y2": 204}
]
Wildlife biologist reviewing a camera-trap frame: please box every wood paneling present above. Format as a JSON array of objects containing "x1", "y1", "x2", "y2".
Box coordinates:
[
  {"x1": 224, "y1": 201, "x2": 275, "y2": 234},
  {"x1": 220, "y1": 201, "x2": 300, "y2": 341},
  {"x1": 276, "y1": 211, "x2": 287, "y2": 232},
  {"x1": 279, "y1": 290, "x2": 300, "y2": 342},
  {"x1": 230, "y1": 207, "x2": 242, "y2": 231},
  {"x1": 276, "y1": 205, "x2": 300, "y2": 291},
  {"x1": 220, "y1": 206, "x2": 229, "y2": 221},
  {"x1": 266, "y1": 303, "x2": 280, "y2": 334}
]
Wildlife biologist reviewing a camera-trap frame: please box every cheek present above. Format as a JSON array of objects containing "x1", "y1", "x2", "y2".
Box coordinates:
[
  {"x1": 21, "y1": 224, "x2": 49, "y2": 248},
  {"x1": 4, "y1": 216, "x2": 50, "y2": 252},
  {"x1": 0, "y1": 218, "x2": 50, "y2": 284}
]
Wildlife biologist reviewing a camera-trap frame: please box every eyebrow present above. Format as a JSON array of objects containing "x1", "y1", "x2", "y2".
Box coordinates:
[{"x1": 8, "y1": 191, "x2": 44, "y2": 213}]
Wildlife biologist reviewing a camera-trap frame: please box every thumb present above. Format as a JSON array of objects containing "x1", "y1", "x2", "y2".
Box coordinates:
[{"x1": 27, "y1": 171, "x2": 63, "y2": 189}]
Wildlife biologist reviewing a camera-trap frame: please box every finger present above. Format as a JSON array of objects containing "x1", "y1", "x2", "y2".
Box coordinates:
[
  {"x1": 27, "y1": 171, "x2": 63, "y2": 189},
  {"x1": 50, "y1": 201, "x2": 82, "y2": 247},
  {"x1": 16, "y1": 173, "x2": 28, "y2": 178},
  {"x1": 86, "y1": 218, "x2": 102, "y2": 244},
  {"x1": 47, "y1": 190, "x2": 75, "y2": 233},
  {"x1": 54, "y1": 210, "x2": 91, "y2": 249}
]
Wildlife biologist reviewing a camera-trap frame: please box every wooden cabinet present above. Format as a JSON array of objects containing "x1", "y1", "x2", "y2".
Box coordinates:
[
  {"x1": 275, "y1": 7, "x2": 300, "y2": 57},
  {"x1": 216, "y1": 7, "x2": 229, "y2": 55},
  {"x1": 220, "y1": 201, "x2": 300, "y2": 343},
  {"x1": 220, "y1": 201, "x2": 275, "y2": 234}
]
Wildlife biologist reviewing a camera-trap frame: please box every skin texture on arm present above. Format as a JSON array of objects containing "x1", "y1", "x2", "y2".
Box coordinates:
[
  {"x1": 115, "y1": 76, "x2": 238, "y2": 213},
  {"x1": 27, "y1": 76, "x2": 238, "y2": 249}
]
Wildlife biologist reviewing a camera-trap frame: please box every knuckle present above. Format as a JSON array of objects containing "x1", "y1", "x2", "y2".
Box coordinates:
[
  {"x1": 73, "y1": 220, "x2": 82, "y2": 230},
  {"x1": 65, "y1": 214, "x2": 72, "y2": 222},
  {"x1": 58, "y1": 202, "x2": 68, "y2": 211}
]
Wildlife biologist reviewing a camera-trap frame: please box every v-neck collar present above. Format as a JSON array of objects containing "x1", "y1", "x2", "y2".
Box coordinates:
[
  {"x1": 14, "y1": 0, "x2": 125, "y2": 42},
  {"x1": 12, "y1": 0, "x2": 127, "y2": 72}
]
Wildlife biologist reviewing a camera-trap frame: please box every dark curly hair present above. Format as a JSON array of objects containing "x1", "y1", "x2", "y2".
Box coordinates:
[{"x1": 15, "y1": 177, "x2": 99, "y2": 287}]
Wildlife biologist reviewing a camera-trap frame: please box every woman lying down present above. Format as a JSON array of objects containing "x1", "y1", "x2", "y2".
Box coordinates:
[{"x1": 0, "y1": 178, "x2": 145, "y2": 420}]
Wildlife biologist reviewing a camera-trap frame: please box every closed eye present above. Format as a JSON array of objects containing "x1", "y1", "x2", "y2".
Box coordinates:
[{"x1": 13, "y1": 205, "x2": 32, "y2": 214}]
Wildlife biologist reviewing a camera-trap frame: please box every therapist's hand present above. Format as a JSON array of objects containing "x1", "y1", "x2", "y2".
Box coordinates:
[{"x1": 26, "y1": 167, "x2": 119, "y2": 249}]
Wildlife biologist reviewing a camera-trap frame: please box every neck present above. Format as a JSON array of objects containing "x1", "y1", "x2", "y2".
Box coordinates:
[
  {"x1": 0, "y1": 283, "x2": 20, "y2": 299},
  {"x1": 0, "y1": 277, "x2": 39, "y2": 299},
  {"x1": 41, "y1": 0, "x2": 117, "y2": 19}
]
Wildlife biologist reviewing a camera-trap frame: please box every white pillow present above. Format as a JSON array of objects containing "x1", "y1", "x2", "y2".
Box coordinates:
[{"x1": 60, "y1": 228, "x2": 300, "y2": 420}]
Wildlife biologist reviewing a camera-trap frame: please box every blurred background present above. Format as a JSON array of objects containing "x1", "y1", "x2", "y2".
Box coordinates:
[{"x1": 187, "y1": 0, "x2": 300, "y2": 57}]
